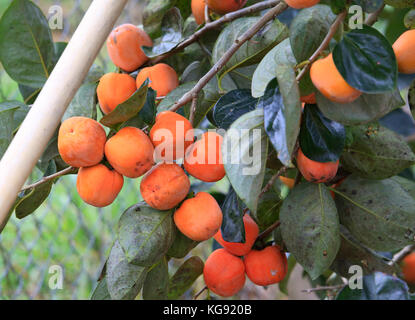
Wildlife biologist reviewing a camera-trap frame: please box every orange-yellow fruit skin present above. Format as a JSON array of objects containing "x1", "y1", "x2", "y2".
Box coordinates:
[
  {"x1": 184, "y1": 132, "x2": 225, "y2": 182},
  {"x1": 279, "y1": 176, "x2": 295, "y2": 189},
  {"x1": 310, "y1": 54, "x2": 362, "y2": 104},
  {"x1": 393, "y1": 30, "x2": 415, "y2": 74},
  {"x1": 136, "y1": 63, "x2": 179, "y2": 97},
  {"x1": 104, "y1": 127, "x2": 155, "y2": 179},
  {"x1": 402, "y1": 252, "x2": 415, "y2": 284},
  {"x1": 107, "y1": 24, "x2": 153, "y2": 72},
  {"x1": 97, "y1": 73, "x2": 137, "y2": 115},
  {"x1": 150, "y1": 111, "x2": 194, "y2": 161},
  {"x1": 206, "y1": 0, "x2": 247, "y2": 14},
  {"x1": 192, "y1": 0, "x2": 206, "y2": 25},
  {"x1": 285, "y1": 0, "x2": 320, "y2": 9},
  {"x1": 214, "y1": 214, "x2": 259, "y2": 256},
  {"x1": 174, "y1": 192, "x2": 223, "y2": 241},
  {"x1": 203, "y1": 248, "x2": 246, "y2": 297},
  {"x1": 244, "y1": 245, "x2": 288, "y2": 286},
  {"x1": 140, "y1": 163, "x2": 190, "y2": 210},
  {"x1": 297, "y1": 148, "x2": 339, "y2": 183},
  {"x1": 58, "y1": 117, "x2": 106, "y2": 168},
  {"x1": 77, "y1": 164, "x2": 124, "y2": 208},
  {"x1": 300, "y1": 92, "x2": 316, "y2": 104}
]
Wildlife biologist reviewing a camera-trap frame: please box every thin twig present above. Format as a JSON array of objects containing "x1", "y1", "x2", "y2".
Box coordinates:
[
  {"x1": 302, "y1": 284, "x2": 346, "y2": 293},
  {"x1": 21, "y1": 166, "x2": 76, "y2": 192},
  {"x1": 194, "y1": 286, "x2": 208, "y2": 300},
  {"x1": 257, "y1": 220, "x2": 280, "y2": 241},
  {"x1": 296, "y1": 10, "x2": 347, "y2": 82},
  {"x1": 204, "y1": 4, "x2": 211, "y2": 24},
  {"x1": 149, "y1": 0, "x2": 282, "y2": 66},
  {"x1": 259, "y1": 166, "x2": 287, "y2": 199},
  {"x1": 389, "y1": 245, "x2": 415, "y2": 266},
  {"x1": 169, "y1": 2, "x2": 288, "y2": 112},
  {"x1": 365, "y1": 4, "x2": 385, "y2": 26},
  {"x1": 189, "y1": 94, "x2": 198, "y2": 125}
]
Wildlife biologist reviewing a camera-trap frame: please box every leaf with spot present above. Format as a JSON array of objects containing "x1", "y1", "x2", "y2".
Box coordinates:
[
  {"x1": 117, "y1": 203, "x2": 175, "y2": 267},
  {"x1": 142, "y1": 257, "x2": 169, "y2": 300},
  {"x1": 334, "y1": 175, "x2": 415, "y2": 252},
  {"x1": 168, "y1": 256, "x2": 204, "y2": 300},
  {"x1": 280, "y1": 183, "x2": 340, "y2": 280}
]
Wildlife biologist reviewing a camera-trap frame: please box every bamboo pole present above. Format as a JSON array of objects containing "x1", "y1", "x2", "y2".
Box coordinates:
[{"x1": 0, "y1": 0, "x2": 129, "y2": 232}]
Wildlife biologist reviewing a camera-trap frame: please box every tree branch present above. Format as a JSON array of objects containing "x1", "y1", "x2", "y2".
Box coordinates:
[
  {"x1": 149, "y1": 0, "x2": 282, "y2": 65},
  {"x1": 389, "y1": 245, "x2": 415, "y2": 266},
  {"x1": 259, "y1": 166, "x2": 287, "y2": 199},
  {"x1": 169, "y1": 1, "x2": 288, "y2": 112},
  {"x1": 365, "y1": 4, "x2": 385, "y2": 26},
  {"x1": 257, "y1": 220, "x2": 280, "y2": 241},
  {"x1": 193, "y1": 286, "x2": 208, "y2": 300},
  {"x1": 189, "y1": 94, "x2": 198, "y2": 125},
  {"x1": 21, "y1": 166, "x2": 77, "y2": 192}
]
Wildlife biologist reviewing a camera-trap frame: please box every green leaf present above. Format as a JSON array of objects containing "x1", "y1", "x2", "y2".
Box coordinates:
[
  {"x1": 212, "y1": 89, "x2": 259, "y2": 130},
  {"x1": 351, "y1": 0, "x2": 384, "y2": 12},
  {"x1": 315, "y1": 89, "x2": 405, "y2": 126},
  {"x1": 391, "y1": 175, "x2": 415, "y2": 199},
  {"x1": 278, "y1": 254, "x2": 296, "y2": 295},
  {"x1": 333, "y1": 25, "x2": 398, "y2": 93},
  {"x1": 168, "y1": 256, "x2": 204, "y2": 300},
  {"x1": 91, "y1": 278, "x2": 111, "y2": 300},
  {"x1": 213, "y1": 17, "x2": 288, "y2": 87},
  {"x1": 220, "y1": 186, "x2": 246, "y2": 243},
  {"x1": 142, "y1": 0, "x2": 175, "y2": 39},
  {"x1": 142, "y1": 257, "x2": 169, "y2": 300},
  {"x1": 106, "y1": 240, "x2": 148, "y2": 300},
  {"x1": 280, "y1": 183, "x2": 340, "y2": 280},
  {"x1": 62, "y1": 82, "x2": 97, "y2": 121},
  {"x1": 330, "y1": 226, "x2": 395, "y2": 278},
  {"x1": 404, "y1": 9, "x2": 415, "y2": 29},
  {"x1": 223, "y1": 108, "x2": 268, "y2": 214},
  {"x1": 261, "y1": 76, "x2": 301, "y2": 166},
  {"x1": 117, "y1": 203, "x2": 175, "y2": 267},
  {"x1": 0, "y1": 100, "x2": 29, "y2": 134},
  {"x1": 384, "y1": 0, "x2": 415, "y2": 8},
  {"x1": 289, "y1": 4, "x2": 336, "y2": 63},
  {"x1": 0, "y1": 104, "x2": 19, "y2": 159},
  {"x1": 336, "y1": 273, "x2": 410, "y2": 300},
  {"x1": 167, "y1": 227, "x2": 199, "y2": 259},
  {"x1": 0, "y1": 0, "x2": 55, "y2": 87},
  {"x1": 100, "y1": 80, "x2": 149, "y2": 129},
  {"x1": 334, "y1": 175, "x2": 415, "y2": 252},
  {"x1": 300, "y1": 104, "x2": 345, "y2": 162},
  {"x1": 341, "y1": 123, "x2": 415, "y2": 179}
]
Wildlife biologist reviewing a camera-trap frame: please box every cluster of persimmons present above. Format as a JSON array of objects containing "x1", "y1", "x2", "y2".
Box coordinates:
[{"x1": 56, "y1": 0, "x2": 415, "y2": 295}]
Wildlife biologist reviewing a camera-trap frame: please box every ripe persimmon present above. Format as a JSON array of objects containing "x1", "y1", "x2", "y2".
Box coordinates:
[
  {"x1": 136, "y1": 63, "x2": 179, "y2": 97},
  {"x1": 402, "y1": 252, "x2": 415, "y2": 284},
  {"x1": 174, "y1": 192, "x2": 223, "y2": 241},
  {"x1": 107, "y1": 24, "x2": 152, "y2": 72},
  {"x1": 184, "y1": 132, "x2": 225, "y2": 182},
  {"x1": 104, "y1": 127, "x2": 154, "y2": 178},
  {"x1": 285, "y1": 0, "x2": 320, "y2": 9},
  {"x1": 76, "y1": 164, "x2": 124, "y2": 207},
  {"x1": 296, "y1": 148, "x2": 339, "y2": 183},
  {"x1": 244, "y1": 245, "x2": 287, "y2": 286},
  {"x1": 393, "y1": 29, "x2": 415, "y2": 74},
  {"x1": 310, "y1": 54, "x2": 362, "y2": 104},
  {"x1": 58, "y1": 117, "x2": 106, "y2": 168},
  {"x1": 192, "y1": 0, "x2": 206, "y2": 25},
  {"x1": 140, "y1": 163, "x2": 190, "y2": 210},
  {"x1": 206, "y1": 0, "x2": 246, "y2": 14},
  {"x1": 97, "y1": 73, "x2": 137, "y2": 115},
  {"x1": 203, "y1": 248, "x2": 246, "y2": 297},
  {"x1": 150, "y1": 111, "x2": 194, "y2": 161},
  {"x1": 214, "y1": 214, "x2": 259, "y2": 256}
]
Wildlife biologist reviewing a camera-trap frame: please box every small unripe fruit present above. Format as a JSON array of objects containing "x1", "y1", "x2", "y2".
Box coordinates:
[
  {"x1": 310, "y1": 54, "x2": 362, "y2": 104},
  {"x1": 174, "y1": 192, "x2": 223, "y2": 241},
  {"x1": 214, "y1": 214, "x2": 259, "y2": 256},
  {"x1": 296, "y1": 148, "x2": 339, "y2": 183},
  {"x1": 58, "y1": 117, "x2": 106, "y2": 168},
  {"x1": 393, "y1": 30, "x2": 415, "y2": 74},
  {"x1": 150, "y1": 111, "x2": 194, "y2": 161},
  {"x1": 285, "y1": 0, "x2": 320, "y2": 9},
  {"x1": 203, "y1": 248, "x2": 246, "y2": 297},
  {"x1": 141, "y1": 163, "x2": 190, "y2": 210},
  {"x1": 77, "y1": 164, "x2": 124, "y2": 207},
  {"x1": 206, "y1": 0, "x2": 247, "y2": 14},
  {"x1": 184, "y1": 132, "x2": 226, "y2": 182},
  {"x1": 244, "y1": 245, "x2": 287, "y2": 286},
  {"x1": 105, "y1": 127, "x2": 154, "y2": 178},
  {"x1": 97, "y1": 73, "x2": 137, "y2": 115},
  {"x1": 192, "y1": 0, "x2": 206, "y2": 25},
  {"x1": 402, "y1": 252, "x2": 415, "y2": 284},
  {"x1": 107, "y1": 24, "x2": 152, "y2": 72},
  {"x1": 136, "y1": 63, "x2": 179, "y2": 97}
]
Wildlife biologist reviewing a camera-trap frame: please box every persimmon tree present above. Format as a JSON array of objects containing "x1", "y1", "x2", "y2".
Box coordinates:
[{"x1": 1, "y1": 0, "x2": 415, "y2": 300}]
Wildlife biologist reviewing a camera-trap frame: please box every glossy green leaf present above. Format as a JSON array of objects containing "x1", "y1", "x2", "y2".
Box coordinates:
[
  {"x1": 333, "y1": 25, "x2": 398, "y2": 93},
  {"x1": 278, "y1": 254, "x2": 296, "y2": 295},
  {"x1": 334, "y1": 175, "x2": 415, "y2": 252},
  {"x1": 138, "y1": 88, "x2": 157, "y2": 125},
  {"x1": 167, "y1": 227, "x2": 199, "y2": 259},
  {"x1": 62, "y1": 82, "x2": 97, "y2": 121},
  {"x1": 168, "y1": 256, "x2": 204, "y2": 300},
  {"x1": 142, "y1": 0, "x2": 175, "y2": 39},
  {"x1": 300, "y1": 104, "x2": 345, "y2": 162},
  {"x1": 220, "y1": 186, "x2": 246, "y2": 243},
  {"x1": 223, "y1": 109, "x2": 268, "y2": 214},
  {"x1": 0, "y1": 100, "x2": 29, "y2": 134},
  {"x1": 91, "y1": 278, "x2": 111, "y2": 300},
  {"x1": 0, "y1": 0, "x2": 55, "y2": 87},
  {"x1": 280, "y1": 183, "x2": 340, "y2": 280},
  {"x1": 341, "y1": 123, "x2": 415, "y2": 179},
  {"x1": 106, "y1": 240, "x2": 148, "y2": 300},
  {"x1": 316, "y1": 89, "x2": 405, "y2": 126},
  {"x1": 142, "y1": 257, "x2": 169, "y2": 300},
  {"x1": 0, "y1": 104, "x2": 19, "y2": 159},
  {"x1": 117, "y1": 203, "x2": 175, "y2": 267}
]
